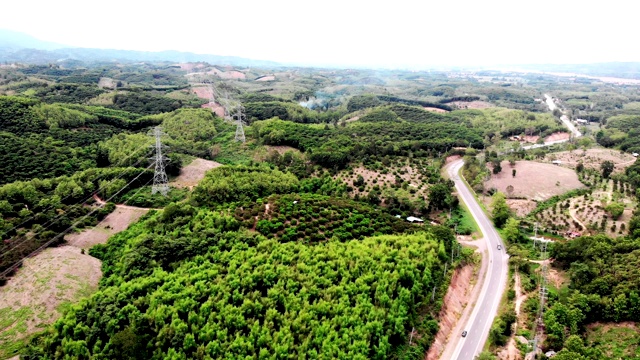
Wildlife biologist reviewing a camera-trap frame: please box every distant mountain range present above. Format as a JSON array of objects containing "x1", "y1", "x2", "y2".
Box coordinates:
[{"x1": 0, "y1": 29, "x2": 280, "y2": 67}]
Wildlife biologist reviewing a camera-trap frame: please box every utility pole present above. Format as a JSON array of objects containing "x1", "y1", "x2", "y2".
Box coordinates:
[
  {"x1": 149, "y1": 126, "x2": 169, "y2": 196},
  {"x1": 235, "y1": 108, "x2": 246, "y2": 143}
]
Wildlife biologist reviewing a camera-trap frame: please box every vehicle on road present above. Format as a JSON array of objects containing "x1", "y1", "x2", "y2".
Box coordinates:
[
  {"x1": 497, "y1": 244, "x2": 502, "y2": 250},
  {"x1": 461, "y1": 330, "x2": 468, "y2": 337}
]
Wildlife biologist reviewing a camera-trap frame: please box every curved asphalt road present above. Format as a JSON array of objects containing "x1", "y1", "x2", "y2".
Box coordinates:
[{"x1": 448, "y1": 160, "x2": 509, "y2": 360}]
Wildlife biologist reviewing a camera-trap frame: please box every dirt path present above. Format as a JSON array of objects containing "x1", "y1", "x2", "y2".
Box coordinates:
[
  {"x1": 569, "y1": 208, "x2": 587, "y2": 231},
  {"x1": 428, "y1": 239, "x2": 488, "y2": 360},
  {"x1": 498, "y1": 272, "x2": 527, "y2": 360}
]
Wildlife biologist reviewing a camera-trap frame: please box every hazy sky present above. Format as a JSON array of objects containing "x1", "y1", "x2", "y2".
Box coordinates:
[{"x1": 3, "y1": 0, "x2": 637, "y2": 68}]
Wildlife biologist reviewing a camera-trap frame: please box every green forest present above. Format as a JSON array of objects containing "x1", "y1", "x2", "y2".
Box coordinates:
[{"x1": 23, "y1": 163, "x2": 464, "y2": 359}]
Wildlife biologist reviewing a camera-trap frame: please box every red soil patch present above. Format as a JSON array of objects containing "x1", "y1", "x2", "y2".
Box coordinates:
[
  {"x1": 192, "y1": 86, "x2": 213, "y2": 99},
  {"x1": 446, "y1": 155, "x2": 462, "y2": 164},
  {"x1": 522, "y1": 132, "x2": 569, "y2": 144},
  {"x1": 171, "y1": 158, "x2": 222, "y2": 189},
  {"x1": 544, "y1": 132, "x2": 570, "y2": 142},
  {"x1": 426, "y1": 264, "x2": 475, "y2": 360},
  {"x1": 192, "y1": 86, "x2": 226, "y2": 117},
  {"x1": 424, "y1": 107, "x2": 449, "y2": 113},
  {"x1": 201, "y1": 102, "x2": 226, "y2": 118},
  {"x1": 484, "y1": 161, "x2": 584, "y2": 201}
]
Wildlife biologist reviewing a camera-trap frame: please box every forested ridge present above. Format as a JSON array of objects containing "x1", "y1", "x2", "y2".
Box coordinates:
[{"x1": 23, "y1": 164, "x2": 465, "y2": 359}]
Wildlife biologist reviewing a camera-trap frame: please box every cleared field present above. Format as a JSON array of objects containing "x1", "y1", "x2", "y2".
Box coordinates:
[
  {"x1": 0, "y1": 246, "x2": 101, "y2": 359},
  {"x1": 171, "y1": 158, "x2": 222, "y2": 189},
  {"x1": 65, "y1": 207, "x2": 149, "y2": 250},
  {"x1": 544, "y1": 148, "x2": 637, "y2": 174},
  {"x1": 485, "y1": 160, "x2": 584, "y2": 201},
  {"x1": 191, "y1": 86, "x2": 226, "y2": 117},
  {"x1": 451, "y1": 100, "x2": 494, "y2": 109},
  {"x1": 0, "y1": 202, "x2": 154, "y2": 358}
]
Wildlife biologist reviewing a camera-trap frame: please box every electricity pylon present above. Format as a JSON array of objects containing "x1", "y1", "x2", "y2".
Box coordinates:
[
  {"x1": 234, "y1": 108, "x2": 246, "y2": 143},
  {"x1": 149, "y1": 126, "x2": 170, "y2": 196}
]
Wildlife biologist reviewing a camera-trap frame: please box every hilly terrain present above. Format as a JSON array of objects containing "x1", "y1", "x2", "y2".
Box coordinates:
[{"x1": 0, "y1": 57, "x2": 639, "y2": 360}]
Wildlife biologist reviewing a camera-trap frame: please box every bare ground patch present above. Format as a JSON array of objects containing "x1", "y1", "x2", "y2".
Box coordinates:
[
  {"x1": 191, "y1": 86, "x2": 226, "y2": 117},
  {"x1": 171, "y1": 158, "x2": 222, "y2": 189},
  {"x1": 175, "y1": 63, "x2": 207, "y2": 71},
  {"x1": 1, "y1": 198, "x2": 154, "y2": 357},
  {"x1": 264, "y1": 146, "x2": 302, "y2": 155},
  {"x1": 206, "y1": 68, "x2": 246, "y2": 80},
  {"x1": 0, "y1": 246, "x2": 101, "y2": 359},
  {"x1": 484, "y1": 161, "x2": 584, "y2": 201},
  {"x1": 65, "y1": 207, "x2": 148, "y2": 250},
  {"x1": 424, "y1": 107, "x2": 449, "y2": 113},
  {"x1": 451, "y1": 100, "x2": 494, "y2": 109},
  {"x1": 256, "y1": 75, "x2": 275, "y2": 82},
  {"x1": 97, "y1": 77, "x2": 116, "y2": 89},
  {"x1": 544, "y1": 148, "x2": 637, "y2": 173},
  {"x1": 506, "y1": 199, "x2": 538, "y2": 217},
  {"x1": 426, "y1": 264, "x2": 476, "y2": 360},
  {"x1": 521, "y1": 131, "x2": 568, "y2": 144}
]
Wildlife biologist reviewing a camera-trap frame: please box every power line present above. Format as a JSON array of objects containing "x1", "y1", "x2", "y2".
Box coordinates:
[
  {"x1": 0, "y1": 155, "x2": 152, "y2": 261},
  {"x1": 0, "y1": 177, "x2": 155, "y2": 314},
  {"x1": 0, "y1": 143, "x2": 151, "y2": 240},
  {"x1": 0, "y1": 166, "x2": 152, "y2": 280}
]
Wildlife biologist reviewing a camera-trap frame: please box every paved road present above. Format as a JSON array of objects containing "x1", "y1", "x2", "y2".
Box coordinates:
[
  {"x1": 447, "y1": 161, "x2": 509, "y2": 360},
  {"x1": 544, "y1": 94, "x2": 582, "y2": 138}
]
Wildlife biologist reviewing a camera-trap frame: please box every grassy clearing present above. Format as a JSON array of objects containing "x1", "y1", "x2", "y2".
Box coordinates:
[
  {"x1": 455, "y1": 201, "x2": 481, "y2": 239},
  {"x1": 586, "y1": 323, "x2": 640, "y2": 359},
  {"x1": 0, "y1": 306, "x2": 34, "y2": 358}
]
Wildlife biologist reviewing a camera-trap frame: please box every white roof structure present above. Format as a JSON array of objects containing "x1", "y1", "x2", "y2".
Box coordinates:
[{"x1": 406, "y1": 216, "x2": 424, "y2": 223}]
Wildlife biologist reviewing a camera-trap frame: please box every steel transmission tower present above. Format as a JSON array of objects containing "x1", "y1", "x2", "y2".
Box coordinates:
[
  {"x1": 149, "y1": 126, "x2": 170, "y2": 196},
  {"x1": 234, "y1": 108, "x2": 246, "y2": 143},
  {"x1": 528, "y1": 234, "x2": 549, "y2": 359}
]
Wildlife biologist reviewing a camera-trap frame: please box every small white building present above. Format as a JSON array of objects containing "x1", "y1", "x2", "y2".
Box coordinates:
[
  {"x1": 552, "y1": 160, "x2": 562, "y2": 165},
  {"x1": 406, "y1": 216, "x2": 424, "y2": 223},
  {"x1": 575, "y1": 119, "x2": 589, "y2": 125},
  {"x1": 633, "y1": 152, "x2": 639, "y2": 157}
]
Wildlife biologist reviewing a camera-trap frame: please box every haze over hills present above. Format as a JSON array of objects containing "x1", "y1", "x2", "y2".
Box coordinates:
[
  {"x1": 4, "y1": 29, "x2": 640, "y2": 79},
  {"x1": 0, "y1": 29, "x2": 280, "y2": 67}
]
